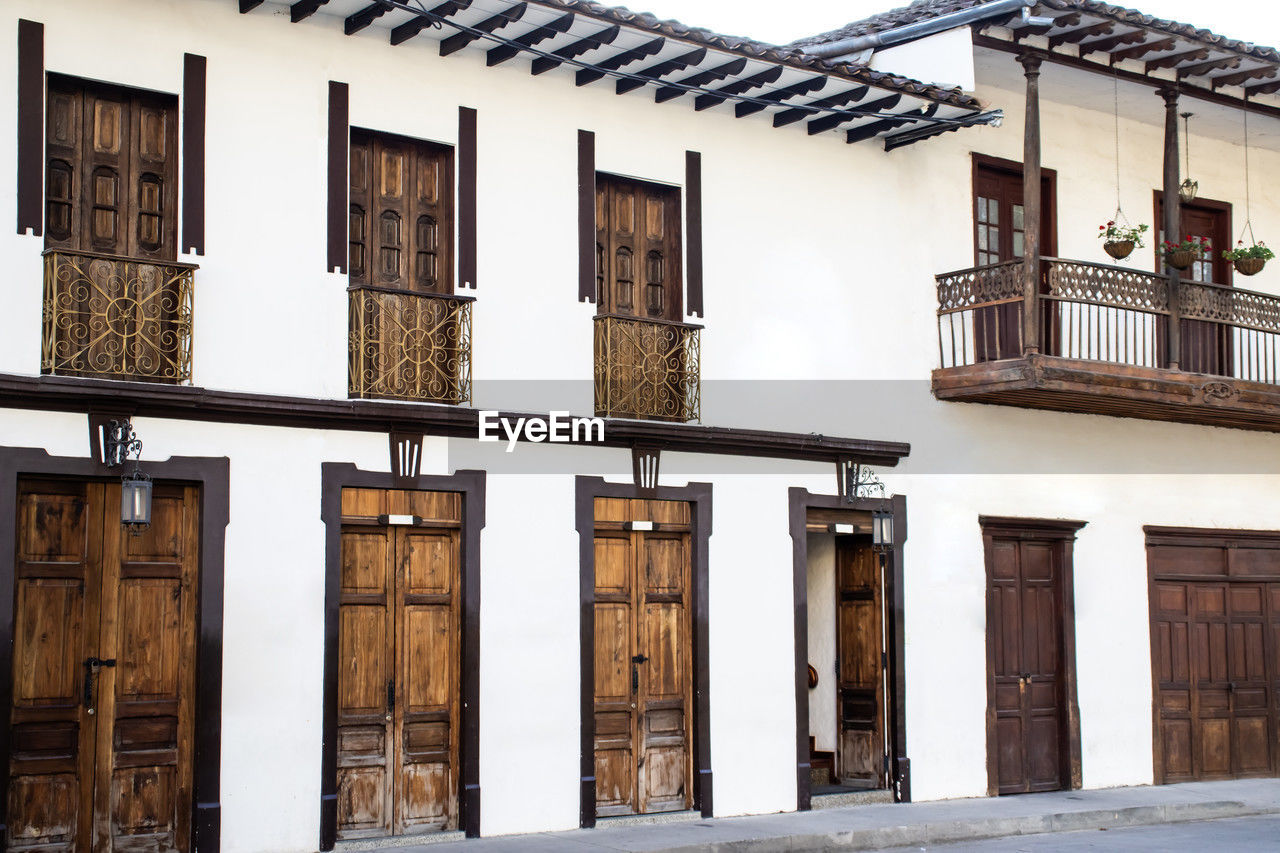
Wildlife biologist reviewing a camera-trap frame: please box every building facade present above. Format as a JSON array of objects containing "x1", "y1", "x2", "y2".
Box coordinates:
[{"x1": 1, "y1": 0, "x2": 1279, "y2": 851}]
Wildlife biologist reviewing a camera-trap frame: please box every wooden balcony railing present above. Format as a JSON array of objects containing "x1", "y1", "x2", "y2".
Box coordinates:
[
  {"x1": 42, "y1": 249, "x2": 195, "y2": 383},
  {"x1": 348, "y1": 285, "x2": 473, "y2": 403},
  {"x1": 936, "y1": 259, "x2": 1026, "y2": 368},
  {"x1": 594, "y1": 314, "x2": 701, "y2": 422}
]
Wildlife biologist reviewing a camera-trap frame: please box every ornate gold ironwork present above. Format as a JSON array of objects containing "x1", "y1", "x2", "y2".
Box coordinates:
[
  {"x1": 42, "y1": 249, "x2": 195, "y2": 383},
  {"x1": 594, "y1": 314, "x2": 701, "y2": 422},
  {"x1": 348, "y1": 286, "x2": 473, "y2": 403}
]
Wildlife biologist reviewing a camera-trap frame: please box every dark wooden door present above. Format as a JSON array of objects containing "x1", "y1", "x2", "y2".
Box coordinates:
[
  {"x1": 45, "y1": 76, "x2": 178, "y2": 261},
  {"x1": 9, "y1": 478, "x2": 198, "y2": 852},
  {"x1": 336, "y1": 489, "x2": 461, "y2": 840},
  {"x1": 835, "y1": 537, "x2": 884, "y2": 787},
  {"x1": 1157, "y1": 197, "x2": 1233, "y2": 375},
  {"x1": 987, "y1": 537, "x2": 1066, "y2": 794},
  {"x1": 592, "y1": 498, "x2": 692, "y2": 817},
  {"x1": 595, "y1": 174, "x2": 682, "y2": 320}
]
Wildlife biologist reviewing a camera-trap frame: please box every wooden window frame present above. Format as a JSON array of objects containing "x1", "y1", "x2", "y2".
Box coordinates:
[
  {"x1": 970, "y1": 153, "x2": 1059, "y2": 263},
  {"x1": 1152, "y1": 190, "x2": 1233, "y2": 286}
]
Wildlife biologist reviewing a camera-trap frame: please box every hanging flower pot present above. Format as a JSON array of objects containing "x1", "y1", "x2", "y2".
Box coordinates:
[
  {"x1": 1099, "y1": 220, "x2": 1147, "y2": 262},
  {"x1": 1163, "y1": 236, "x2": 1209, "y2": 271},
  {"x1": 1223, "y1": 241, "x2": 1274, "y2": 277}
]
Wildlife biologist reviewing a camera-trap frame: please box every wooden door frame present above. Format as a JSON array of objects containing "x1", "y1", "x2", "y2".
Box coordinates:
[
  {"x1": 319, "y1": 464, "x2": 485, "y2": 848},
  {"x1": 1153, "y1": 191, "x2": 1234, "y2": 286},
  {"x1": 576, "y1": 475, "x2": 711, "y2": 828},
  {"x1": 970, "y1": 153, "x2": 1059, "y2": 261},
  {"x1": 790, "y1": 489, "x2": 909, "y2": 810},
  {"x1": 0, "y1": 445, "x2": 228, "y2": 852},
  {"x1": 980, "y1": 516, "x2": 1084, "y2": 797},
  {"x1": 1144, "y1": 524, "x2": 1280, "y2": 784}
]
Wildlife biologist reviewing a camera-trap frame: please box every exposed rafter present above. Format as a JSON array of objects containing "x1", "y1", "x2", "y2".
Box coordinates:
[
  {"x1": 487, "y1": 11, "x2": 572, "y2": 66},
  {"x1": 808, "y1": 92, "x2": 900, "y2": 135},
  {"x1": 1145, "y1": 46, "x2": 1209, "y2": 72},
  {"x1": 239, "y1": 0, "x2": 264, "y2": 12},
  {"x1": 1178, "y1": 55, "x2": 1242, "y2": 79},
  {"x1": 694, "y1": 66, "x2": 782, "y2": 111},
  {"x1": 390, "y1": 0, "x2": 471, "y2": 46},
  {"x1": 530, "y1": 24, "x2": 619, "y2": 75},
  {"x1": 615, "y1": 48, "x2": 706, "y2": 95},
  {"x1": 441, "y1": 3, "x2": 527, "y2": 57},
  {"x1": 1079, "y1": 29, "x2": 1145, "y2": 58},
  {"x1": 1213, "y1": 65, "x2": 1280, "y2": 90},
  {"x1": 1009, "y1": 11, "x2": 1079, "y2": 40},
  {"x1": 654, "y1": 58, "x2": 747, "y2": 103},
  {"x1": 772, "y1": 85, "x2": 869, "y2": 127},
  {"x1": 345, "y1": 3, "x2": 387, "y2": 35},
  {"x1": 1047, "y1": 22, "x2": 1114, "y2": 50},
  {"x1": 1247, "y1": 79, "x2": 1280, "y2": 97},
  {"x1": 576, "y1": 37, "x2": 665, "y2": 86},
  {"x1": 847, "y1": 103, "x2": 939, "y2": 144},
  {"x1": 1109, "y1": 37, "x2": 1175, "y2": 64},
  {"x1": 290, "y1": 0, "x2": 329, "y2": 23},
  {"x1": 735, "y1": 77, "x2": 826, "y2": 118}
]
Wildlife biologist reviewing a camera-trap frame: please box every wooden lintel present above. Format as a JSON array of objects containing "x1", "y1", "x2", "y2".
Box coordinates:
[
  {"x1": 289, "y1": 0, "x2": 329, "y2": 23},
  {"x1": 576, "y1": 36, "x2": 665, "y2": 86},
  {"x1": 1212, "y1": 64, "x2": 1279, "y2": 89},
  {"x1": 531, "y1": 24, "x2": 619, "y2": 75},
  {"x1": 654, "y1": 58, "x2": 747, "y2": 103},
  {"x1": 390, "y1": 0, "x2": 472, "y2": 46},
  {"x1": 616, "y1": 48, "x2": 706, "y2": 95},
  {"x1": 773, "y1": 85, "x2": 869, "y2": 127},
  {"x1": 239, "y1": 0, "x2": 265, "y2": 12},
  {"x1": 1179, "y1": 55, "x2": 1243, "y2": 79},
  {"x1": 1145, "y1": 46, "x2": 1209, "y2": 72},
  {"x1": 345, "y1": 2, "x2": 387, "y2": 35},
  {"x1": 487, "y1": 11, "x2": 573, "y2": 66},
  {"x1": 735, "y1": 77, "x2": 826, "y2": 118},
  {"x1": 1109, "y1": 37, "x2": 1175, "y2": 64},
  {"x1": 1047, "y1": 21, "x2": 1114, "y2": 50},
  {"x1": 1078, "y1": 28, "x2": 1145, "y2": 57},
  {"x1": 808, "y1": 92, "x2": 900, "y2": 135},
  {"x1": 440, "y1": 2, "x2": 527, "y2": 56},
  {"x1": 693, "y1": 65, "x2": 782, "y2": 111}
]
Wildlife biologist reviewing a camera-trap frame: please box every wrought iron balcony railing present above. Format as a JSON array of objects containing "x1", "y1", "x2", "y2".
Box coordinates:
[
  {"x1": 42, "y1": 249, "x2": 195, "y2": 383},
  {"x1": 348, "y1": 285, "x2": 473, "y2": 404},
  {"x1": 594, "y1": 314, "x2": 701, "y2": 422}
]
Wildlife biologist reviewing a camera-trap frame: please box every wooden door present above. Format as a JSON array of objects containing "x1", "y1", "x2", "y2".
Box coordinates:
[
  {"x1": 45, "y1": 76, "x2": 178, "y2": 261},
  {"x1": 335, "y1": 489, "x2": 461, "y2": 840},
  {"x1": 1157, "y1": 197, "x2": 1233, "y2": 375},
  {"x1": 972, "y1": 160, "x2": 1055, "y2": 361},
  {"x1": 592, "y1": 498, "x2": 692, "y2": 817},
  {"x1": 595, "y1": 174, "x2": 682, "y2": 320},
  {"x1": 9, "y1": 478, "x2": 198, "y2": 852},
  {"x1": 987, "y1": 537, "x2": 1067, "y2": 795},
  {"x1": 835, "y1": 537, "x2": 884, "y2": 787}
]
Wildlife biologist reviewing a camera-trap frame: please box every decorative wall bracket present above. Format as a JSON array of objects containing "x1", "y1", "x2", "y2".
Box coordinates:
[
  {"x1": 389, "y1": 430, "x2": 424, "y2": 488},
  {"x1": 88, "y1": 412, "x2": 134, "y2": 467},
  {"x1": 836, "y1": 458, "x2": 885, "y2": 504},
  {"x1": 631, "y1": 445, "x2": 662, "y2": 498}
]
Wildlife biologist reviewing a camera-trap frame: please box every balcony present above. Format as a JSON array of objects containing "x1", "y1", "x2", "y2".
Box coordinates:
[
  {"x1": 934, "y1": 257, "x2": 1280, "y2": 432},
  {"x1": 594, "y1": 314, "x2": 701, "y2": 422},
  {"x1": 42, "y1": 249, "x2": 195, "y2": 384},
  {"x1": 348, "y1": 286, "x2": 473, "y2": 404}
]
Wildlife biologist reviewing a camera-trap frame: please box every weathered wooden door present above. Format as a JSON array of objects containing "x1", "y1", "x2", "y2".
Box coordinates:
[
  {"x1": 987, "y1": 537, "x2": 1067, "y2": 795},
  {"x1": 835, "y1": 537, "x2": 884, "y2": 787},
  {"x1": 336, "y1": 489, "x2": 461, "y2": 840},
  {"x1": 595, "y1": 175, "x2": 682, "y2": 320},
  {"x1": 1158, "y1": 198, "x2": 1233, "y2": 375},
  {"x1": 592, "y1": 498, "x2": 692, "y2": 817},
  {"x1": 9, "y1": 478, "x2": 199, "y2": 852}
]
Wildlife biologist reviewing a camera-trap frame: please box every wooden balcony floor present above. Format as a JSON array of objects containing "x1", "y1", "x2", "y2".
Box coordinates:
[{"x1": 933, "y1": 354, "x2": 1280, "y2": 433}]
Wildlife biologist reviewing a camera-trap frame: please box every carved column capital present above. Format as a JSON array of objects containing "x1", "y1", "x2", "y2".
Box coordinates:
[
  {"x1": 1157, "y1": 85, "x2": 1180, "y2": 108},
  {"x1": 1017, "y1": 51, "x2": 1044, "y2": 76}
]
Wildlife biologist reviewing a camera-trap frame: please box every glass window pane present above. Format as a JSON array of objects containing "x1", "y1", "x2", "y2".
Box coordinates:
[
  {"x1": 978, "y1": 227, "x2": 988, "y2": 251},
  {"x1": 989, "y1": 202, "x2": 998, "y2": 225},
  {"x1": 1013, "y1": 231, "x2": 1024, "y2": 258},
  {"x1": 1012, "y1": 204, "x2": 1024, "y2": 229}
]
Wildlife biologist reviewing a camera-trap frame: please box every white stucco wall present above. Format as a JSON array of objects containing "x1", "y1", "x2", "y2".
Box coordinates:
[{"x1": 3, "y1": 2, "x2": 1280, "y2": 850}]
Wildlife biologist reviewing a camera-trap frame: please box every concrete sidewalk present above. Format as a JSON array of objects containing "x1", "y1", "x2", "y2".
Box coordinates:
[{"x1": 340, "y1": 779, "x2": 1280, "y2": 852}]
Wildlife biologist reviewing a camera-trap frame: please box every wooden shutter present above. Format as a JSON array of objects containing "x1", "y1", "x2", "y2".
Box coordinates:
[
  {"x1": 17, "y1": 19, "x2": 43, "y2": 236},
  {"x1": 181, "y1": 54, "x2": 206, "y2": 255},
  {"x1": 596, "y1": 174, "x2": 682, "y2": 321}
]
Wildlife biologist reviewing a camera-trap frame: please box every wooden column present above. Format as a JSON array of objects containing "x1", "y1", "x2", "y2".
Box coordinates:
[
  {"x1": 1159, "y1": 85, "x2": 1182, "y2": 370},
  {"x1": 1019, "y1": 53, "x2": 1043, "y2": 355}
]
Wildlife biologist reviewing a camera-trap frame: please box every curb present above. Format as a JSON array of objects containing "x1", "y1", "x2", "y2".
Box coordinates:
[{"x1": 656, "y1": 800, "x2": 1271, "y2": 852}]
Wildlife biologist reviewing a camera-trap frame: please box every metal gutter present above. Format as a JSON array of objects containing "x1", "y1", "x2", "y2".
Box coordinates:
[{"x1": 805, "y1": 0, "x2": 1035, "y2": 61}]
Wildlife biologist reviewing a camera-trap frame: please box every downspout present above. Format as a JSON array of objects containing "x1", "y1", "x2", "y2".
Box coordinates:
[{"x1": 805, "y1": 0, "x2": 1041, "y2": 62}]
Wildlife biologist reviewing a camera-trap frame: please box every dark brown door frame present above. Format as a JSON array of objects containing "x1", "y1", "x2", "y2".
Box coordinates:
[
  {"x1": 576, "y1": 475, "x2": 712, "y2": 827},
  {"x1": 0, "y1": 445, "x2": 228, "y2": 852},
  {"x1": 980, "y1": 516, "x2": 1084, "y2": 797},
  {"x1": 790, "y1": 489, "x2": 909, "y2": 809},
  {"x1": 1153, "y1": 191, "x2": 1233, "y2": 285},
  {"x1": 319, "y1": 464, "x2": 485, "y2": 848},
  {"x1": 971, "y1": 153, "x2": 1059, "y2": 260}
]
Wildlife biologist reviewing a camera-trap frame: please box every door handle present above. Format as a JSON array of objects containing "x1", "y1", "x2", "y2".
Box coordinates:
[
  {"x1": 83, "y1": 657, "x2": 116, "y2": 716},
  {"x1": 631, "y1": 654, "x2": 649, "y2": 664}
]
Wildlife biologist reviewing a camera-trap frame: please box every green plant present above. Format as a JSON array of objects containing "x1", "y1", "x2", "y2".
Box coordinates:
[
  {"x1": 1222, "y1": 241, "x2": 1275, "y2": 261},
  {"x1": 1099, "y1": 220, "x2": 1148, "y2": 246},
  {"x1": 1162, "y1": 235, "x2": 1210, "y2": 255}
]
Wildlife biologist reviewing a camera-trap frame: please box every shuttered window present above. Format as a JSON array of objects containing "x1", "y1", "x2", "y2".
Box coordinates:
[{"x1": 595, "y1": 173, "x2": 682, "y2": 320}]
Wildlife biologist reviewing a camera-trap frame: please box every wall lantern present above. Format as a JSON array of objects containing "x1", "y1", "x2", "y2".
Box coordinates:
[
  {"x1": 872, "y1": 508, "x2": 894, "y2": 552},
  {"x1": 105, "y1": 419, "x2": 151, "y2": 535},
  {"x1": 1178, "y1": 112, "x2": 1198, "y2": 204}
]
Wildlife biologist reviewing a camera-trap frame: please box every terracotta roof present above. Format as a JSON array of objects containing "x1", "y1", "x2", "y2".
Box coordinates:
[
  {"x1": 791, "y1": 0, "x2": 1280, "y2": 64},
  {"x1": 528, "y1": 0, "x2": 982, "y2": 107}
]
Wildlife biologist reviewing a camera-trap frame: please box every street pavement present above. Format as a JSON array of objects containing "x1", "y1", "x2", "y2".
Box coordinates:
[{"x1": 886, "y1": 813, "x2": 1280, "y2": 851}]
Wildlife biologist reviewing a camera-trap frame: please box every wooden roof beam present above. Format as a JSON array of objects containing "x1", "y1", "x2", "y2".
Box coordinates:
[
  {"x1": 1008, "y1": 11, "x2": 1079, "y2": 40},
  {"x1": 1047, "y1": 21, "x2": 1113, "y2": 50},
  {"x1": 576, "y1": 37, "x2": 665, "y2": 86},
  {"x1": 1179, "y1": 55, "x2": 1242, "y2": 79},
  {"x1": 345, "y1": 2, "x2": 387, "y2": 34},
  {"x1": 654, "y1": 58, "x2": 747, "y2": 103},
  {"x1": 487, "y1": 12, "x2": 573, "y2": 65},
  {"x1": 1212, "y1": 65, "x2": 1279, "y2": 89},
  {"x1": 1246, "y1": 77, "x2": 1280, "y2": 96},
  {"x1": 846, "y1": 103, "x2": 939, "y2": 144},
  {"x1": 1108, "y1": 37, "x2": 1175, "y2": 64},
  {"x1": 772, "y1": 85, "x2": 869, "y2": 127},
  {"x1": 1146, "y1": 46, "x2": 1209, "y2": 72},
  {"x1": 239, "y1": 0, "x2": 265, "y2": 12},
  {"x1": 694, "y1": 66, "x2": 783, "y2": 110},
  {"x1": 530, "y1": 24, "x2": 619, "y2": 75},
  {"x1": 735, "y1": 77, "x2": 827, "y2": 118},
  {"x1": 441, "y1": 3, "x2": 527, "y2": 56},
  {"x1": 1079, "y1": 29, "x2": 1145, "y2": 58},
  {"x1": 616, "y1": 48, "x2": 706, "y2": 95},
  {"x1": 809, "y1": 92, "x2": 901, "y2": 135},
  {"x1": 391, "y1": 0, "x2": 471, "y2": 46},
  {"x1": 290, "y1": 0, "x2": 329, "y2": 22}
]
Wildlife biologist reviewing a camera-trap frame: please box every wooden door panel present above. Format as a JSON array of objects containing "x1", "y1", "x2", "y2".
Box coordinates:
[
  {"x1": 596, "y1": 175, "x2": 682, "y2": 320},
  {"x1": 835, "y1": 538, "x2": 884, "y2": 786}
]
